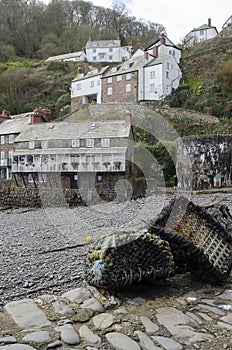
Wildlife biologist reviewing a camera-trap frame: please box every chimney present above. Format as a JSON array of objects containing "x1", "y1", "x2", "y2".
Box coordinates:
[
  {"x1": 153, "y1": 45, "x2": 159, "y2": 57},
  {"x1": 159, "y1": 33, "x2": 166, "y2": 45},
  {"x1": 30, "y1": 106, "x2": 51, "y2": 124},
  {"x1": 144, "y1": 51, "x2": 149, "y2": 60},
  {"x1": 208, "y1": 18, "x2": 211, "y2": 27},
  {"x1": 125, "y1": 110, "x2": 132, "y2": 126},
  {"x1": 0, "y1": 109, "x2": 11, "y2": 122}
]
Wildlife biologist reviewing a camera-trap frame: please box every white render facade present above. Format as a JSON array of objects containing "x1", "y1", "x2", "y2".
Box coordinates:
[
  {"x1": 85, "y1": 39, "x2": 131, "y2": 63},
  {"x1": 140, "y1": 55, "x2": 182, "y2": 101},
  {"x1": 145, "y1": 35, "x2": 181, "y2": 64},
  {"x1": 12, "y1": 121, "x2": 131, "y2": 176},
  {"x1": 184, "y1": 19, "x2": 218, "y2": 46},
  {"x1": 71, "y1": 67, "x2": 108, "y2": 104}
]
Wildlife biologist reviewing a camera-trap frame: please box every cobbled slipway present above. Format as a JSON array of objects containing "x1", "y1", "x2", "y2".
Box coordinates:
[{"x1": 0, "y1": 192, "x2": 232, "y2": 350}]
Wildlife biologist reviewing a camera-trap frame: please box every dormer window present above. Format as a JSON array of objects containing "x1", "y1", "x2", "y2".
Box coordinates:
[
  {"x1": 28, "y1": 141, "x2": 35, "y2": 149},
  {"x1": 86, "y1": 139, "x2": 94, "y2": 148},
  {"x1": 123, "y1": 64, "x2": 130, "y2": 69},
  {"x1": 9, "y1": 134, "x2": 14, "y2": 144},
  {"x1": 111, "y1": 67, "x2": 117, "y2": 72},
  {"x1": 101, "y1": 138, "x2": 110, "y2": 147},
  {"x1": 72, "y1": 139, "x2": 80, "y2": 147},
  {"x1": 41, "y1": 140, "x2": 48, "y2": 149}
]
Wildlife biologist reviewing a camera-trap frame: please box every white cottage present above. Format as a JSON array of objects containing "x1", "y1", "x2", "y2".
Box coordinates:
[
  {"x1": 145, "y1": 34, "x2": 181, "y2": 64},
  {"x1": 85, "y1": 38, "x2": 131, "y2": 63},
  {"x1": 12, "y1": 119, "x2": 134, "y2": 192},
  {"x1": 184, "y1": 18, "x2": 218, "y2": 46},
  {"x1": 71, "y1": 66, "x2": 109, "y2": 108}
]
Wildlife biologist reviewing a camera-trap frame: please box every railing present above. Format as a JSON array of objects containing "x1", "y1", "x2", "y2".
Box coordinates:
[{"x1": 11, "y1": 162, "x2": 125, "y2": 173}]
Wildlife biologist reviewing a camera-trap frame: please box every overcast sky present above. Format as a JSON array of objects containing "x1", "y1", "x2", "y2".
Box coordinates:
[{"x1": 42, "y1": 0, "x2": 230, "y2": 44}]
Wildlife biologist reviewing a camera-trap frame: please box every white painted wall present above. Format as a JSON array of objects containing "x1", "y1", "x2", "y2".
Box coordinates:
[
  {"x1": 140, "y1": 56, "x2": 182, "y2": 101},
  {"x1": 71, "y1": 75, "x2": 102, "y2": 104}
]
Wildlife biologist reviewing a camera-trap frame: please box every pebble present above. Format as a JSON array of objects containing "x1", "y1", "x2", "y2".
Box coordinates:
[{"x1": 1, "y1": 193, "x2": 232, "y2": 349}]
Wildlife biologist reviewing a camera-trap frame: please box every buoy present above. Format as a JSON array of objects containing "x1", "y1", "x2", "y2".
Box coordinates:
[{"x1": 86, "y1": 235, "x2": 93, "y2": 243}]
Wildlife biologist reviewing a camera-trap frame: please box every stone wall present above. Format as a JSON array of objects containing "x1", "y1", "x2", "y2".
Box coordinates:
[
  {"x1": 177, "y1": 135, "x2": 232, "y2": 191},
  {"x1": 0, "y1": 173, "x2": 146, "y2": 208}
]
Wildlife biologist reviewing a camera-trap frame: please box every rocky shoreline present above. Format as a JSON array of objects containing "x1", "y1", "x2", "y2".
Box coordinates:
[{"x1": 1, "y1": 192, "x2": 232, "y2": 349}]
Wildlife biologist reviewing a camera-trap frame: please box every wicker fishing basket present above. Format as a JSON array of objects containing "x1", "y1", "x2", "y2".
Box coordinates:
[
  {"x1": 148, "y1": 196, "x2": 232, "y2": 283},
  {"x1": 86, "y1": 231, "x2": 175, "y2": 290}
]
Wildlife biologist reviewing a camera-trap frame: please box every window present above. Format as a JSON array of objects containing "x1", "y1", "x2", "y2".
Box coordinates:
[
  {"x1": 109, "y1": 48, "x2": 113, "y2": 52},
  {"x1": 90, "y1": 80, "x2": 95, "y2": 88},
  {"x1": 93, "y1": 56, "x2": 97, "y2": 61},
  {"x1": 27, "y1": 155, "x2": 33, "y2": 165},
  {"x1": 107, "y1": 87, "x2": 112, "y2": 95},
  {"x1": 72, "y1": 139, "x2": 80, "y2": 148},
  {"x1": 150, "y1": 84, "x2": 155, "y2": 92},
  {"x1": 167, "y1": 62, "x2": 170, "y2": 70},
  {"x1": 126, "y1": 84, "x2": 131, "y2": 93},
  {"x1": 76, "y1": 83, "x2": 81, "y2": 90},
  {"x1": 96, "y1": 174, "x2": 103, "y2": 182},
  {"x1": 166, "y1": 71, "x2": 169, "y2": 79},
  {"x1": 86, "y1": 139, "x2": 94, "y2": 148},
  {"x1": 101, "y1": 138, "x2": 110, "y2": 147},
  {"x1": 111, "y1": 67, "x2": 117, "y2": 72},
  {"x1": 97, "y1": 79, "x2": 101, "y2": 85},
  {"x1": 123, "y1": 64, "x2": 129, "y2": 69},
  {"x1": 93, "y1": 48, "x2": 96, "y2": 53},
  {"x1": 107, "y1": 77, "x2": 112, "y2": 84},
  {"x1": 41, "y1": 140, "x2": 48, "y2": 149},
  {"x1": 99, "y1": 53, "x2": 105, "y2": 60},
  {"x1": 126, "y1": 73, "x2": 132, "y2": 80},
  {"x1": 150, "y1": 71, "x2": 155, "y2": 79},
  {"x1": 109, "y1": 55, "x2": 113, "y2": 60},
  {"x1": 8, "y1": 134, "x2": 14, "y2": 144},
  {"x1": 0, "y1": 135, "x2": 5, "y2": 145},
  {"x1": 116, "y1": 75, "x2": 122, "y2": 81},
  {"x1": 200, "y1": 30, "x2": 204, "y2": 36},
  {"x1": 1, "y1": 151, "x2": 4, "y2": 160},
  {"x1": 8, "y1": 150, "x2": 13, "y2": 164},
  {"x1": 28, "y1": 141, "x2": 35, "y2": 149}
]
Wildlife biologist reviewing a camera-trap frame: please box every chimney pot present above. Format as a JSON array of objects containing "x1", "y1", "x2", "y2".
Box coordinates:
[
  {"x1": 159, "y1": 33, "x2": 166, "y2": 45},
  {"x1": 144, "y1": 51, "x2": 149, "y2": 60},
  {"x1": 208, "y1": 18, "x2": 211, "y2": 27},
  {"x1": 153, "y1": 45, "x2": 159, "y2": 57}
]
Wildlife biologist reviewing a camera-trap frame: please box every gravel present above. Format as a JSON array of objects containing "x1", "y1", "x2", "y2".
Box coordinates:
[{"x1": 1, "y1": 192, "x2": 232, "y2": 311}]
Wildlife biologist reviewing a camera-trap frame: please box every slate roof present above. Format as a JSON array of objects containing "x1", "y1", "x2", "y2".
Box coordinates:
[
  {"x1": 73, "y1": 66, "x2": 109, "y2": 81},
  {"x1": 46, "y1": 51, "x2": 85, "y2": 62},
  {"x1": 14, "y1": 120, "x2": 131, "y2": 142},
  {"x1": 102, "y1": 50, "x2": 146, "y2": 77},
  {"x1": 85, "y1": 40, "x2": 121, "y2": 48},
  {"x1": 0, "y1": 114, "x2": 30, "y2": 135}
]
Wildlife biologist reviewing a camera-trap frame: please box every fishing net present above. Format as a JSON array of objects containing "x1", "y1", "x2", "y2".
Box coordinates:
[
  {"x1": 148, "y1": 196, "x2": 232, "y2": 283},
  {"x1": 86, "y1": 230, "x2": 175, "y2": 290}
]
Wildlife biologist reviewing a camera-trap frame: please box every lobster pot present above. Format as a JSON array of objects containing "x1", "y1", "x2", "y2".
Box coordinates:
[
  {"x1": 148, "y1": 196, "x2": 232, "y2": 283},
  {"x1": 86, "y1": 231, "x2": 175, "y2": 290}
]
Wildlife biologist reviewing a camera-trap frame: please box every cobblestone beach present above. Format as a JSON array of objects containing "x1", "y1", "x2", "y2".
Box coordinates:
[{"x1": 1, "y1": 192, "x2": 232, "y2": 349}]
